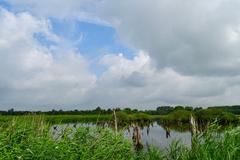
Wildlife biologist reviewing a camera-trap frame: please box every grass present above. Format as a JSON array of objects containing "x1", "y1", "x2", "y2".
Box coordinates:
[
  {"x1": 0, "y1": 117, "x2": 135, "y2": 159},
  {"x1": 0, "y1": 113, "x2": 156, "y2": 124},
  {"x1": 0, "y1": 109, "x2": 238, "y2": 125},
  {"x1": 0, "y1": 116, "x2": 239, "y2": 160},
  {"x1": 0, "y1": 115, "x2": 112, "y2": 124},
  {"x1": 173, "y1": 124, "x2": 240, "y2": 160}
]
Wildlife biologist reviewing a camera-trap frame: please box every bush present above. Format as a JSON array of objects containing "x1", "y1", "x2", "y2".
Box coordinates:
[
  {"x1": 195, "y1": 109, "x2": 238, "y2": 123},
  {"x1": 162, "y1": 110, "x2": 192, "y2": 123}
]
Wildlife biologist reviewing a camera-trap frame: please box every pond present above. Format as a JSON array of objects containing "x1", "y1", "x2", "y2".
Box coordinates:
[
  {"x1": 124, "y1": 122, "x2": 191, "y2": 149},
  {"x1": 51, "y1": 121, "x2": 192, "y2": 149}
]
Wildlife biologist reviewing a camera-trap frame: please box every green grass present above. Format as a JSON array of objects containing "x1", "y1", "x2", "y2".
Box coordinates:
[
  {"x1": 0, "y1": 115, "x2": 112, "y2": 124},
  {"x1": 0, "y1": 109, "x2": 238, "y2": 125},
  {"x1": 0, "y1": 117, "x2": 135, "y2": 159},
  {"x1": 0, "y1": 113, "x2": 156, "y2": 124},
  {"x1": 0, "y1": 116, "x2": 239, "y2": 159}
]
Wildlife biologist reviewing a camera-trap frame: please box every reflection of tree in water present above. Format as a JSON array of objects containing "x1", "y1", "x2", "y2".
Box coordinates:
[
  {"x1": 165, "y1": 126, "x2": 171, "y2": 138},
  {"x1": 132, "y1": 124, "x2": 143, "y2": 151},
  {"x1": 147, "y1": 126, "x2": 150, "y2": 136},
  {"x1": 156, "y1": 120, "x2": 191, "y2": 133}
]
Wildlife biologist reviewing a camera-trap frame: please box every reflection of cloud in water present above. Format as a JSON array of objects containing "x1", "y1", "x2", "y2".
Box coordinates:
[{"x1": 124, "y1": 122, "x2": 191, "y2": 149}]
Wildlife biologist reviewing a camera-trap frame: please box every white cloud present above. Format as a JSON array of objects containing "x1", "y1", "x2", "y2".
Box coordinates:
[
  {"x1": 2, "y1": 1, "x2": 240, "y2": 109},
  {"x1": 0, "y1": 7, "x2": 96, "y2": 110},
  {"x1": 9, "y1": 0, "x2": 240, "y2": 76},
  {"x1": 84, "y1": 51, "x2": 240, "y2": 108},
  {"x1": 96, "y1": 0, "x2": 240, "y2": 76}
]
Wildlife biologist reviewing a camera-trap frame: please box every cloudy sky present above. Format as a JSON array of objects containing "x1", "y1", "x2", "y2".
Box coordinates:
[{"x1": 1, "y1": 0, "x2": 240, "y2": 110}]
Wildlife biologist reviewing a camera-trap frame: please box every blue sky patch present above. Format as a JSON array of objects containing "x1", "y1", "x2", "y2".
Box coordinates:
[
  {"x1": 0, "y1": 1, "x2": 136, "y2": 77},
  {"x1": 50, "y1": 18, "x2": 136, "y2": 76}
]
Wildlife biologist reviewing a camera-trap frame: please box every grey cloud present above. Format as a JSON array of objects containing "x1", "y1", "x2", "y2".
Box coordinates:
[
  {"x1": 120, "y1": 72, "x2": 146, "y2": 87},
  {"x1": 2, "y1": 1, "x2": 240, "y2": 109},
  {"x1": 97, "y1": 0, "x2": 240, "y2": 76},
  {"x1": 6, "y1": 0, "x2": 240, "y2": 76}
]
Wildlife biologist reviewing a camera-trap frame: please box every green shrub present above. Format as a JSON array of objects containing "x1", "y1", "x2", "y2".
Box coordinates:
[{"x1": 195, "y1": 109, "x2": 238, "y2": 123}]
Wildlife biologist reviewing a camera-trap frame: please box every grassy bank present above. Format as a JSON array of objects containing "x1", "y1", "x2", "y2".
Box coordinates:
[
  {"x1": 0, "y1": 109, "x2": 239, "y2": 125},
  {"x1": 0, "y1": 117, "x2": 239, "y2": 159},
  {"x1": 0, "y1": 112, "x2": 159, "y2": 124}
]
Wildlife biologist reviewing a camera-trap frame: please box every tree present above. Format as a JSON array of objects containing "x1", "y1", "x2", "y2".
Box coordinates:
[
  {"x1": 185, "y1": 106, "x2": 193, "y2": 111},
  {"x1": 7, "y1": 108, "x2": 14, "y2": 115},
  {"x1": 174, "y1": 106, "x2": 184, "y2": 110},
  {"x1": 123, "y1": 108, "x2": 132, "y2": 114}
]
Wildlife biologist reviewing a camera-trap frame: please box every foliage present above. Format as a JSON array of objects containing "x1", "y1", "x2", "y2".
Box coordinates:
[
  {"x1": 0, "y1": 117, "x2": 135, "y2": 160},
  {"x1": 161, "y1": 110, "x2": 193, "y2": 123},
  {"x1": 195, "y1": 109, "x2": 239, "y2": 123},
  {"x1": 1, "y1": 105, "x2": 240, "y2": 116},
  {"x1": 0, "y1": 117, "x2": 239, "y2": 159}
]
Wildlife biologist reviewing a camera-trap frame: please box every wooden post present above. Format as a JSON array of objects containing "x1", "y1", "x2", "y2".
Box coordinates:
[
  {"x1": 190, "y1": 114, "x2": 197, "y2": 135},
  {"x1": 113, "y1": 109, "x2": 118, "y2": 134},
  {"x1": 190, "y1": 114, "x2": 197, "y2": 149}
]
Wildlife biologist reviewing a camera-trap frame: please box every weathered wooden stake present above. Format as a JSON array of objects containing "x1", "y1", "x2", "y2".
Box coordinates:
[
  {"x1": 190, "y1": 114, "x2": 198, "y2": 150},
  {"x1": 190, "y1": 114, "x2": 197, "y2": 135},
  {"x1": 113, "y1": 109, "x2": 118, "y2": 134}
]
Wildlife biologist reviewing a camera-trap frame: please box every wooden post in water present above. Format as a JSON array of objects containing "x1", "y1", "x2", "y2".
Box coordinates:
[
  {"x1": 113, "y1": 109, "x2": 118, "y2": 134},
  {"x1": 132, "y1": 123, "x2": 143, "y2": 151},
  {"x1": 190, "y1": 114, "x2": 198, "y2": 149},
  {"x1": 190, "y1": 114, "x2": 197, "y2": 135}
]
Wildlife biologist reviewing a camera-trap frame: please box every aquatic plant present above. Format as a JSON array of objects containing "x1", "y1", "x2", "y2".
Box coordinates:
[{"x1": 0, "y1": 116, "x2": 239, "y2": 160}]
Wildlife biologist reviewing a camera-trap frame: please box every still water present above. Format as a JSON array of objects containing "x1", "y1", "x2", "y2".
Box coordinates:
[
  {"x1": 124, "y1": 122, "x2": 191, "y2": 149},
  {"x1": 51, "y1": 121, "x2": 192, "y2": 149}
]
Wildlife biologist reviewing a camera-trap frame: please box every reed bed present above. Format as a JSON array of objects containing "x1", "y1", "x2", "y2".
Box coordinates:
[{"x1": 0, "y1": 116, "x2": 239, "y2": 160}]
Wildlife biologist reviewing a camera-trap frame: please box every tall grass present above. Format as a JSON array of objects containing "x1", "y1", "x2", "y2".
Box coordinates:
[
  {"x1": 164, "y1": 124, "x2": 240, "y2": 160},
  {"x1": 0, "y1": 117, "x2": 133, "y2": 159},
  {"x1": 0, "y1": 117, "x2": 162, "y2": 159},
  {"x1": 0, "y1": 117, "x2": 239, "y2": 160}
]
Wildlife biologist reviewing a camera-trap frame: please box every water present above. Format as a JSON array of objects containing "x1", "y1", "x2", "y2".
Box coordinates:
[
  {"x1": 124, "y1": 122, "x2": 191, "y2": 149},
  {"x1": 51, "y1": 121, "x2": 192, "y2": 149}
]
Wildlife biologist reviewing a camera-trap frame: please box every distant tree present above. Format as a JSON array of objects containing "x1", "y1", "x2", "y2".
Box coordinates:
[
  {"x1": 185, "y1": 106, "x2": 193, "y2": 111},
  {"x1": 132, "y1": 109, "x2": 138, "y2": 113},
  {"x1": 123, "y1": 108, "x2": 132, "y2": 114},
  {"x1": 51, "y1": 109, "x2": 57, "y2": 115},
  {"x1": 194, "y1": 107, "x2": 203, "y2": 112},
  {"x1": 174, "y1": 106, "x2": 184, "y2": 110},
  {"x1": 8, "y1": 108, "x2": 14, "y2": 115},
  {"x1": 95, "y1": 106, "x2": 102, "y2": 111},
  {"x1": 115, "y1": 108, "x2": 121, "y2": 112},
  {"x1": 58, "y1": 109, "x2": 63, "y2": 114},
  {"x1": 156, "y1": 106, "x2": 173, "y2": 115},
  {"x1": 107, "y1": 108, "x2": 112, "y2": 113}
]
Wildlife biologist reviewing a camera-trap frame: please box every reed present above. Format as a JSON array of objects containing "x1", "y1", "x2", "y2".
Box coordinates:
[{"x1": 0, "y1": 116, "x2": 239, "y2": 159}]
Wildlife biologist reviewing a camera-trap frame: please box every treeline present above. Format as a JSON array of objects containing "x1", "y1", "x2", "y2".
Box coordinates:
[
  {"x1": 209, "y1": 105, "x2": 240, "y2": 114},
  {"x1": 1, "y1": 105, "x2": 240, "y2": 116}
]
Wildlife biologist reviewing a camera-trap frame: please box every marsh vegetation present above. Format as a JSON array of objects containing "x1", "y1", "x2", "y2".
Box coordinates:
[
  {"x1": 0, "y1": 106, "x2": 239, "y2": 159},
  {"x1": 0, "y1": 116, "x2": 239, "y2": 160}
]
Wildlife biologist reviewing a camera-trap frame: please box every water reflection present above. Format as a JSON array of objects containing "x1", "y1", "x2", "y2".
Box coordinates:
[
  {"x1": 132, "y1": 125, "x2": 143, "y2": 150},
  {"x1": 51, "y1": 121, "x2": 192, "y2": 149},
  {"x1": 124, "y1": 122, "x2": 191, "y2": 149}
]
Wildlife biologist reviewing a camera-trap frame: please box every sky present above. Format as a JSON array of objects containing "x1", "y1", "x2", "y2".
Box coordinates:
[{"x1": 1, "y1": 0, "x2": 240, "y2": 110}]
